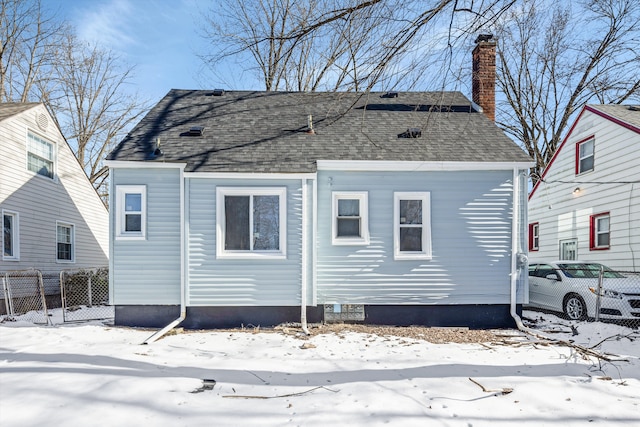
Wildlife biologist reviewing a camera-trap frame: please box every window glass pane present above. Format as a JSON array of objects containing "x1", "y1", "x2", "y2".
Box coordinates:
[
  {"x1": 253, "y1": 195, "x2": 279, "y2": 250},
  {"x1": 125, "y1": 193, "x2": 142, "y2": 212},
  {"x1": 3, "y1": 215, "x2": 13, "y2": 257},
  {"x1": 338, "y1": 199, "x2": 359, "y2": 216},
  {"x1": 57, "y1": 225, "x2": 72, "y2": 260},
  {"x1": 399, "y1": 200, "x2": 422, "y2": 224},
  {"x1": 580, "y1": 156, "x2": 594, "y2": 173},
  {"x1": 125, "y1": 214, "x2": 142, "y2": 232},
  {"x1": 580, "y1": 140, "x2": 593, "y2": 157},
  {"x1": 57, "y1": 225, "x2": 71, "y2": 243},
  {"x1": 225, "y1": 196, "x2": 250, "y2": 250},
  {"x1": 337, "y1": 218, "x2": 361, "y2": 237},
  {"x1": 27, "y1": 153, "x2": 54, "y2": 178},
  {"x1": 597, "y1": 216, "x2": 609, "y2": 232},
  {"x1": 400, "y1": 227, "x2": 422, "y2": 251}
]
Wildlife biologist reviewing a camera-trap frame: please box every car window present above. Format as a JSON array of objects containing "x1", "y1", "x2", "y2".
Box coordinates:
[
  {"x1": 557, "y1": 263, "x2": 624, "y2": 279},
  {"x1": 536, "y1": 264, "x2": 557, "y2": 279}
]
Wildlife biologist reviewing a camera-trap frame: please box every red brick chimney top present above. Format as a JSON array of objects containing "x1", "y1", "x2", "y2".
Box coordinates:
[{"x1": 472, "y1": 34, "x2": 496, "y2": 121}]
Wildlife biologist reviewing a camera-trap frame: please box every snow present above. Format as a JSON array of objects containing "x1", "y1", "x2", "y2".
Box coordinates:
[{"x1": 1, "y1": 310, "x2": 638, "y2": 426}]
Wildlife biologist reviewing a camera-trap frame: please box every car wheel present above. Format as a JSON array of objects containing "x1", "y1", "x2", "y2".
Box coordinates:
[{"x1": 564, "y1": 294, "x2": 587, "y2": 320}]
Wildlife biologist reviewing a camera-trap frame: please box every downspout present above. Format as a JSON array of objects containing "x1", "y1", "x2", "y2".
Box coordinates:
[
  {"x1": 509, "y1": 167, "x2": 529, "y2": 332},
  {"x1": 300, "y1": 178, "x2": 310, "y2": 335},
  {"x1": 143, "y1": 167, "x2": 187, "y2": 344}
]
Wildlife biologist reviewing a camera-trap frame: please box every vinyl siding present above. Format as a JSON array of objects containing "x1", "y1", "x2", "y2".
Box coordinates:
[
  {"x1": 316, "y1": 170, "x2": 518, "y2": 305},
  {"x1": 110, "y1": 168, "x2": 181, "y2": 304},
  {"x1": 0, "y1": 105, "x2": 108, "y2": 274},
  {"x1": 529, "y1": 109, "x2": 640, "y2": 270},
  {"x1": 187, "y1": 177, "x2": 305, "y2": 306}
]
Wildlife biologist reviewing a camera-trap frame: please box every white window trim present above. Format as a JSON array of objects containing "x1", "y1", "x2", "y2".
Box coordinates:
[
  {"x1": 2, "y1": 210, "x2": 20, "y2": 261},
  {"x1": 393, "y1": 192, "x2": 432, "y2": 260},
  {"x1": 115, "y1": 185, "x2": 147, "y2": 240},
  {"x1": 216, "y1": 187, "x2": 287, "y2": 260},
  {"x1": 56, "y1": 221, "x2": 75, "y2": 263},
  {"x1": 332, "y1": 191, "x2": 370, "y2": 246},
  {"x1": 26, "y1": 130, "x2": 56, "y2": 181}
]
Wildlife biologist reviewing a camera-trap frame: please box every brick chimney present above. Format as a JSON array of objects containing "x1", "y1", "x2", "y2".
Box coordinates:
[{"x1": 472, "y1": 34, "x2": 496, "y2": 121}]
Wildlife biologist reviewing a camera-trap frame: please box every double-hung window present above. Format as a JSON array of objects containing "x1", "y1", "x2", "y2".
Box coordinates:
[
  {"x1": 576, "y1": 137, "x2": 594, "y2": 175},
  {"x1": 116, "y1": 185, "x2": 146, "y2": 240},
  {"x1": 529, "y1": 223, "x2": 539, "y2": 251},
  {"x1": 27, "y1": 132, "x2": 55, "y2": 179},
  {"x1": 216, "y1": 187, "x2": 286, "y2": 259},
  {"x1": 2, "y1": 210, "x2": 19, "y2": 260},
  {"x1": 590, "y1": 212, "x2": 610, "y2": 250},
  {"x1": 394, "y1": 192, "x2": 432, "y2": 260},
  {"x1": 56, "y1": 222, "x2": 74, "y2": 262},
  {"x1": 332, "y1": 192, "x2": 369, "y2": 245}
]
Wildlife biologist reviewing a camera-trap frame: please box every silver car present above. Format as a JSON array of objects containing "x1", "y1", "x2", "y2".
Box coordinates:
[{"x1": 528, "y1": 261, "x2": 640, "y2": 321}]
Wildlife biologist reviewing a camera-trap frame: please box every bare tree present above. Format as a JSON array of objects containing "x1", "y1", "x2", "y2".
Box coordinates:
[
  {"x1": 0, "y1": 0, "x2": 68, "y2": 102},
  {"x1": 200, "y1": 0, "x2": 516, "y2": 92},
  {"x1": 494, "y1": 0, "x2": 640, "y2": 184},
  {"x1": 42, "y1": 33, "x2": 149, "y2": 199},
  {"x1": 1, "y1": 0, "x2": 149, "y2": 202}
]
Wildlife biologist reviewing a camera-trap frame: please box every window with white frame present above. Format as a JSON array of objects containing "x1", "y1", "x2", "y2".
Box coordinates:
[
  {"x1": 2, "y1": 210, "x2": 19, "y2": 260},
  {"x1": 576, "y1": 138, "x2": 594, "y2": 175},
  {"x1": 332, "y1": 192, "x2": 369, "y2": 245},
  {"x1": 56, "y1": 222, "x2": 74, "y2": 262},
  {"x1": 590, "y1": 212, "x2": 610, "y2": 250},
  {"x1": 393, "y1": 192, "x2": 432, "y2": 260},
  {"x1": 216, "y1": 187, "x2": 286, "y2": 259},
  {"x1": 116, "y1": 185, "x2": 146, "y2": 240},
  {"x1": 27, "y1": 132, "x2": 55, "y2": 179}
]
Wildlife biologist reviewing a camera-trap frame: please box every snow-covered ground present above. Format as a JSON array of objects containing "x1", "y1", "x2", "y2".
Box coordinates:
[{"x1": 0, "y1": 310, "x2": 638, "y2": 426}]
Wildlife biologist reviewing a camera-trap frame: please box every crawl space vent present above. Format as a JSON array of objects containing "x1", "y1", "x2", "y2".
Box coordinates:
[{"x1": 324, "y1": 304, "x2": 365, "y2": 322}]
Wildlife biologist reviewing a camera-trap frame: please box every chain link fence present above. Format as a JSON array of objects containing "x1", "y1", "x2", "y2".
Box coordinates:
[
  {"x1": 1, "y1": 269, "x2": 51, "y2": 325},
  {"x1": 1, "y1": 267, "x2": 112, "y2": 324},
  {"x1": 60, "y1": 267, "x2": 112, "y2": 322},
  {"x1": 527, "y1": 262, "x2": 640, "y2": 329}
]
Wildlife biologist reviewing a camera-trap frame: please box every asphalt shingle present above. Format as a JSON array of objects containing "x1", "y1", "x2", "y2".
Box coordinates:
[{"x1": 107, "y1": 90, "x2": 532, "y2": 172}]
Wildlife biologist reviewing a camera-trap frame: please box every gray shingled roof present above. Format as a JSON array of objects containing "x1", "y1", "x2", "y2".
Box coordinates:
[
  {"x1": 107, "y1": 90, "x2": 532, "y2": 173},
  {"x1": 588, "y1": 104, "x2": 640, "y2": 129},
  {"x1": 0, "y1": 102, "x2": 40, "y2": 122}
]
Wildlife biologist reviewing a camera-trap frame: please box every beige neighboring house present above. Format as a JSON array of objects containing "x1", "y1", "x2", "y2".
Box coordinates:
[
  {"x1": 0, "y1": 103, "x2": 108, "y2": 286},
  {"x1": 528, "y1": 104, "x2": 640, "y2": 271}
]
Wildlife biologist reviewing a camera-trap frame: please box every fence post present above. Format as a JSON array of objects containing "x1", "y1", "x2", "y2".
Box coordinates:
[
  {"x1": 88, "y1": 273, "x2": 93, "y2": 307},
  {"x1": 2, "y1": 273, "x2": 12, "y2": 316},
  {"x1": 595, "y1": 265, "x2": 604, "y2": 322}
]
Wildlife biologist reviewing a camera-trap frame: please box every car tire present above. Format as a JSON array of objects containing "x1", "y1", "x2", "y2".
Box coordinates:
[{"x1": 564, "y1": 294, "x2": 587, "y2": 320}]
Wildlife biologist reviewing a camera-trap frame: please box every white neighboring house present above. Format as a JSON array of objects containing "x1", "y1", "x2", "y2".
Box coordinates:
[
  {"x1": 0, "y1": 103, "x2": 108, "y2": 283},
  {"x1": 528, "y1": 104, "x2": 640, "y2": 271}
]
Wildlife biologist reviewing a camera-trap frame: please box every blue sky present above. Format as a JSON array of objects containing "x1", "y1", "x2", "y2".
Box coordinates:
[{"x1": 46, "y1": 0, "x2": 257, "y2": 102}]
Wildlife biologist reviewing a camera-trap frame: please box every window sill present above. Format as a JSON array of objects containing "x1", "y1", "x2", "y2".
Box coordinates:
[
  {"x1": 394, "y1": 253, "x2": 432, "y2": 261},
  {"x1": 2, "y1": 257, "x2": 20, "y2": 261},
  {"x1": 216, "y1": 252, "x2": 287, "y2": 260},
  {"x1": 116, "y1": 234, "x2": 146, "y2": 241},
  {"x1": 332, "y1": 237, "x2": 370, "y2": 246},
  {"x1": 56, "y1": 260, "x2": 75, "y2": 264}
]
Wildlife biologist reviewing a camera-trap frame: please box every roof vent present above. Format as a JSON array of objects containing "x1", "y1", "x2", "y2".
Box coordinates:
[
  {"x1": 187, "y1": 126, "x2": 205, "y2": 136},
  {"x1": 153, "y1": 138, "x2": 163, "y2": 157},
  {"x1": 211, "y1": 89, "x2": 225, "y2": 96},
  {"x1": 381, "y1": 91, "x2": 399, "y2": 98},
  {"x1": 398, "y1": 128, "x2": 421, "y2": 138}
]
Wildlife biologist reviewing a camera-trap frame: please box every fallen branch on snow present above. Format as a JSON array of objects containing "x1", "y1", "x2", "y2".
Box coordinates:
[
  {"x1": 223, "y1": 386, "x2": 338, "y2": 399},
  {"x1": 468, "y1": 377, "x2": 513, "y2": 395}
]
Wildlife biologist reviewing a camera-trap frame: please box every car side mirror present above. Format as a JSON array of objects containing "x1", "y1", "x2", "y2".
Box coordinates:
[{"x1": 545, "y1": 273, "x2": 559, "y2": 281}]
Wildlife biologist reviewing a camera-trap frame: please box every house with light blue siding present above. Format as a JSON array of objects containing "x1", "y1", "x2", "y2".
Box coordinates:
[{"x1": 106, "y1": 39, "x2": 533, "y2": 332}]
